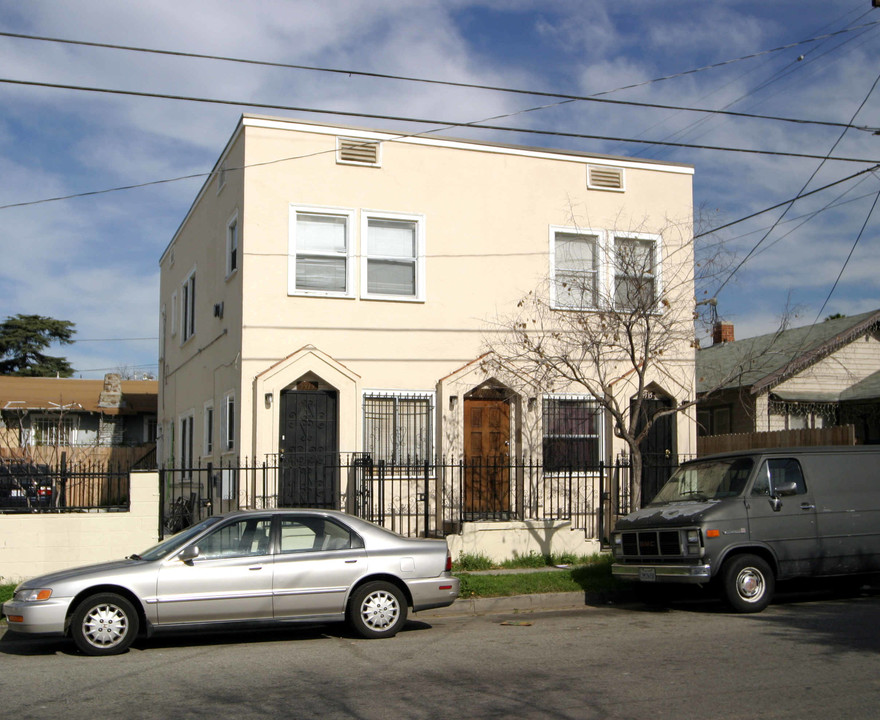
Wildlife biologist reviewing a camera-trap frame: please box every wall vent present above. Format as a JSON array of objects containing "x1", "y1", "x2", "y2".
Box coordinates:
[
  {"x1": 587, "y1": 165, "x2": 625, "y2": 191},
  {"x1": 337, "y1": 137, "x2": 381, "y2": 166}
]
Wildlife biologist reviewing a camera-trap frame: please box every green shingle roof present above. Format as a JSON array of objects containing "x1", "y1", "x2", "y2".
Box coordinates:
[{"x1": 696, "y1": 309, "x2": 880, "y2": 395}]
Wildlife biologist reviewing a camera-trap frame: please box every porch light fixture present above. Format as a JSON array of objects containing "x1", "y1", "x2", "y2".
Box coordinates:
[{"x1": 265, "y1": 392, "x2": 273, "y2": 409}]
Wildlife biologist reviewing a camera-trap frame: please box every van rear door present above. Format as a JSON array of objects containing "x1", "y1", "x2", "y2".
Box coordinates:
[{"x1": 746, "y1": 457, "x2": 819, "y2": 578}]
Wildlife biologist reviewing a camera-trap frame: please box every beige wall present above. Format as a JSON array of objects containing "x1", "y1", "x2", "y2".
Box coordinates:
[
  {"x1": 159, "y1": 115, "x2": 696, "y2": 479},
  {"x1": 446, "y1": 520, "x2": 603, "y2": 564},
  {"x1": 0, "y1": 472, "x2": 160, "y2": 584}
]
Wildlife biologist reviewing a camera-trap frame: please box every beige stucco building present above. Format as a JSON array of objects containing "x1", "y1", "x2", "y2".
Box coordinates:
[{"x1": 158, "y1": 115, "x2": 696, "y2": 552}]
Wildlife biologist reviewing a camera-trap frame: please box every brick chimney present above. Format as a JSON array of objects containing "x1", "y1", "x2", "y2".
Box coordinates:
[{"x1": 712, "y1": 321, "x2": 735, "y2": 345}]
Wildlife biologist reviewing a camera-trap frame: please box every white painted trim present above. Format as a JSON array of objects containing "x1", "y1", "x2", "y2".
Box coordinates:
[{"x1": 242, "y1": 116, "x2": 694, "y2": 175}]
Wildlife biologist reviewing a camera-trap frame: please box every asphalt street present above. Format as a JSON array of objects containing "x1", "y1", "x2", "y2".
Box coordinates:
[{"x1": 2, "y1": 585, "x2": 879, "y2": 720}]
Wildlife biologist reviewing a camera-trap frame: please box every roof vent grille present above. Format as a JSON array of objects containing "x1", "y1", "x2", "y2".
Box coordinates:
[
  {"x1": 587, "y1": 166, "x2": 624, "y2": 191},
  {"x1": 337, "y1": 137, "x2": 381, "y2": 166}
]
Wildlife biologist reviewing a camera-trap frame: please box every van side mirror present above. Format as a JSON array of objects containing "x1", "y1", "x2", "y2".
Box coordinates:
[
  {"x1": 773, "y1": 481, "x2": 797, "y2": 497},
  {"x1": 179, "y1": 545, "x2": 200, "y2": 562}
]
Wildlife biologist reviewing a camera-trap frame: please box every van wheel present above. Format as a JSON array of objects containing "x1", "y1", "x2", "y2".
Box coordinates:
[
  {"x1": 70, "y1": 593, "x2": 139, "y2": 655},
  {"x1": 722, "y1": 555, "x2": 774, "y2": 613}
]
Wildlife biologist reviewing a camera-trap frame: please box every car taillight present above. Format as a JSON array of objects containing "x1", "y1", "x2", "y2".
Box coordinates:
[
  {"x1": 37, "y1": 487, "x2": 52, "y2": 498},
  {"x1": 445, "y1": 551, "x2": 453, "y2": 572}
]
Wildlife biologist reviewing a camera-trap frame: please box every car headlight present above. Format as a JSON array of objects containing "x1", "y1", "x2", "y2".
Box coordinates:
[{"x1": 13, "y1": 588, "x2": 53, "y2": 602}]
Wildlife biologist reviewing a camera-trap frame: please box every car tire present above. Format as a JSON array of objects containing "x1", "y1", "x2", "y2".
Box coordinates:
[
  {"x1": 71, "y1": 593, "x2": 139, "y2": 656},
  {"x1": 347, "y1": 581, "x2": 408, "y2": 639},
  {"x1": 721, "y1": 554, "x2": 775, "y2": 613}
]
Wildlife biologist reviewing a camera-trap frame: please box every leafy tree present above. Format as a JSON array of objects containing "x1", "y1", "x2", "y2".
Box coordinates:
[{"x1": 0, "y1": 314, "x2": 76, "y2": 377}]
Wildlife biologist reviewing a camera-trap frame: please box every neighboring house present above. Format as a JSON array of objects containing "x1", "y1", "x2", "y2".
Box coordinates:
[
  {"x1": 697, "y1": 310, "x2": 880, "y2": 445},
  {"x1": 0, "y1": 373, "x2": 158, "y2": 464},
  {"x1": 158, "y1": 115, "x2": 696, "y2": 547}
]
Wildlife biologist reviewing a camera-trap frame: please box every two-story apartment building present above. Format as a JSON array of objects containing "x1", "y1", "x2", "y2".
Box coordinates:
[{"x1": 158, "y1": 115, "x2": 695, "y2": 552}]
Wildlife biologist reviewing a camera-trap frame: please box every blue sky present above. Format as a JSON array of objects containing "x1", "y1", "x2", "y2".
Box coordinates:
[{"x1": 1, "y1": 0, "x2": 879, "y2": 378}]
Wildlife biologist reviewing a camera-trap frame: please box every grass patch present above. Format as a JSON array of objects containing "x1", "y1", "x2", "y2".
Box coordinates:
[
  {"x1": 455, "y1": 554, "x2": 622, "y2": 598},
  {"x1": 1, "y1": 583, "x2": 14, "y2": 606}
]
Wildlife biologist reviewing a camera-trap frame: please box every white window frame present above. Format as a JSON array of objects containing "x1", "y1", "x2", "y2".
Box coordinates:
[
  {"x1": 360, "y1": 211, "x2": 426, "y2": 302},
  {"x1": 226, "y1": 211, "x2": 239, "y2": 278},
  {"x1": 221, "y1": 391, "x2": 235, "y2": 454},
  {"x1": 203, "y1": 401, "x2": 214, "y2": 456},
  {"x1": 612, "y1": 231, "x2": 662, "y2": 312},
  {"x1": 180, "y1": 268, "x2": 196, "y2": 343},
  {"x1": 288, "y1": 205, "x2": 356, "y2": 298},
  {"x1": 549, "y1": 226, "x2": 602, "y2": 310},
  {"x1": 28, "y1": 414, "x2": 79, "y2": 447}
]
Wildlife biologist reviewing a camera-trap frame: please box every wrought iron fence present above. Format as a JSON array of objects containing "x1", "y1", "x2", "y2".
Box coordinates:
[{"x1": 158, "y1": 453, "x2": 651, "y2": 542}]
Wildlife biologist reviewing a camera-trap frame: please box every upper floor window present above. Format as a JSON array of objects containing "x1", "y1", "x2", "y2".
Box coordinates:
[
  {"x1": 613, "y1": 235, "x2": 658, "y2": 311},
  {"x1": 226, "y1": 214, "x2": 238, "y2": 277},
  {"x1": 362, "y1": 212, "x2": 425, "y2": 301},
  {"x1": 550, "y1": 229, "x2": 599, "y2": 309},
  {"x1": 542, "y1": 396, "x2": 602, "y2": 471},
  {"x1": 289, "y1": 207, "x2": 355, "y2": 297},
  {"x1": 181, "y1": 270, "x2": 196, "y2": 342}
]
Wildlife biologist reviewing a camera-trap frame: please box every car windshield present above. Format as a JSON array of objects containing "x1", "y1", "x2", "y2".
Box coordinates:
[
  {"x1": 138, "y1": 516, "x2": 224, "y2": 561},
  {"x1": 649, "y1": 457, "x2": 755, "y2": 505}
]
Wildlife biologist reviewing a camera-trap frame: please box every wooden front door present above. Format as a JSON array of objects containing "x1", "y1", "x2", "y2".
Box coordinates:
[
  {"x1": 463, "y1": 398, "x2": 510, "y2": 516},
  {"x1": 279, "y1": 390, "x2": 338, "y2": 508}
]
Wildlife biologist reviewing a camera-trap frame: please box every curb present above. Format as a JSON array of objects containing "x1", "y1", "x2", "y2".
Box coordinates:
[{"x1": 414, "y1": 589, "x2": 630, "y2": 618}]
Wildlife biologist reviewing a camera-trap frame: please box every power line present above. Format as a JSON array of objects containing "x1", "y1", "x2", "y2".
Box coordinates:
[
  {"x1": 694, "y1": 164, "x2": 880, "y2": 238},
  {"x1": 2, "y1": 26, "x2": 878, "y2": 132},
  {"x1": 2, "y1": 74, "x2": 880, "y2": 213}
]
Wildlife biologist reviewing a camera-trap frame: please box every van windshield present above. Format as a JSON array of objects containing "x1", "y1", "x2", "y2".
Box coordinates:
[{"x1": 649, "y1": 458, "x2": 754, "y2": 505}]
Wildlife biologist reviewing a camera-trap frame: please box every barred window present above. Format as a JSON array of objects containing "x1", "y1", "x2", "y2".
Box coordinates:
[
  {"x1": 542, "y1": 396, "x2": 602, "y2": 471},
  {"x1": 30, "y1": 415, "x2": 77, "y2": 446},
  {"x1": 363, "y1": 393, "x2": 433, "y2": 465}
]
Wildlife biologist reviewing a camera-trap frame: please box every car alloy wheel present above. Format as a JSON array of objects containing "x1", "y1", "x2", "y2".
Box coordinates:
[
  {"x1": 71, "y1": 593, "x2": 139, "y2": 656},
  {"x1": 348, "y1": 581, "x2": 407, "y2": 639}
]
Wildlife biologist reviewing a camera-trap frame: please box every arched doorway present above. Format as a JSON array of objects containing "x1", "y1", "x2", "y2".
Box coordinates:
[{"x1": 279, "y1": 377, "x2": 339, "y2": 508}]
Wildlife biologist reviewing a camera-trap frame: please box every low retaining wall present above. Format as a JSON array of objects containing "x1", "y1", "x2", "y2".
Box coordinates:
[
  {"x1": 445, "y1": 519, "x2": 602, "y2": 563},
  {"x1": 0, "y1": 471, "x2": 160, "y2": 584}
]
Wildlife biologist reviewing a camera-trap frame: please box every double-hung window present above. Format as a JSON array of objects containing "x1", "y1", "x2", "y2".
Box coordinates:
[
  {"x1": 289, "y1": 207, "x2": 355, "y2": 296},
  {"x1": 550, "y1": 229, "x2": 599, "y2": 309},
  {"x1": 542, "y1": 396, "x2": 602, "y2": 472},
  {"x1": 181, "y1": 270, "x2": 196, "y2": 342},
  {"x1": 362, "y1": 212, "x2": 424, "y2": 300},
  {"x1": 179, "y1": 412, "x2": 194, "y2": 473},
  {"x1": 363, "y1": 392, "x2": 433, "y2": 465},
  {"x1": 613, "y1": 235, "x2": 658, "y2": 310}
]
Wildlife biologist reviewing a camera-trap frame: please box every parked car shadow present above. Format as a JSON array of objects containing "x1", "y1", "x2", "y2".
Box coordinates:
[{"x1": 0, "y1": 619, "x2": 435, "y2": 656}]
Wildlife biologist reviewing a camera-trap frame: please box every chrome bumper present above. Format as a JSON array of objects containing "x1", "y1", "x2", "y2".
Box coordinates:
[{"x1": 612, "y1": 562, "x2": 712, "y2": 583}]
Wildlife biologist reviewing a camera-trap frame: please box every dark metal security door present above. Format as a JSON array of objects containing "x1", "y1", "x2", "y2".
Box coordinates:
[
  {"x1": 634, "y1": 396, "x2": 677, "y2": 507},
  {"x1": 279, "y1": 390, "x2": 339, "y2": 508}
]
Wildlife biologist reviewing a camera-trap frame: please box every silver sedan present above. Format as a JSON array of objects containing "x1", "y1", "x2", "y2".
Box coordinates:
[{"x1": 2, "y1": 509, "x2": 459, "y2": 655}]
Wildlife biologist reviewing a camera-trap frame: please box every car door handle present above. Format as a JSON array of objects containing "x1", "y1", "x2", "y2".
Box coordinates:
[
  {"x1": 249, "y1": 565, "x2": 264, "y2": 571},
  {"x1": 800, "y1": 503, "x2": 815, "y2": 510},
  {"x1": 345, "y1": 560, "x2": 358, "y2": 564}
]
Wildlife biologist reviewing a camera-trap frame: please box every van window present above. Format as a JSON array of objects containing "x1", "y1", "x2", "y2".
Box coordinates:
[{"x1": 751, "y1": 458, "x2": 806, "y2": 496}]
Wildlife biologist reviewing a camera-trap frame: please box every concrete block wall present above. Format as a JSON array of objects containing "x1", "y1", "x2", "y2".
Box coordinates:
[{"x1": 0, "y1": 471, "x2": 160, "y2": 584}]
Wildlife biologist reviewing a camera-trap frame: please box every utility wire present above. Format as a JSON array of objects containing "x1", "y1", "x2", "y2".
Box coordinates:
[
  {"x1": 695, "y1": 164, "x2": 880, "y2": 238},
  {"x1": 1, "y1": 29, "x2": 878, "y2": 133},
  {"x1": 714, "y1": 67, "x2": 880, "y2": 296}
]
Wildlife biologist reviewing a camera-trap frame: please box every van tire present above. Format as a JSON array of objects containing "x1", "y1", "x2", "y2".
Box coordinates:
[{"x1": 721, "y1": 554, "x2": 774, "y2": 613}]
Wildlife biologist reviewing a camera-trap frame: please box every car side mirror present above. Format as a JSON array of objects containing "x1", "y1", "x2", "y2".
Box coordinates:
[{"x1": 179, "y1": 545, "x2": 200, "y2": 562}]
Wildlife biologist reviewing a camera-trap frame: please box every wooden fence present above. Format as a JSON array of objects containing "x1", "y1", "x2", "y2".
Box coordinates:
[{"x1": 698, "y1": 425, "x2": 856, "y2": 456}]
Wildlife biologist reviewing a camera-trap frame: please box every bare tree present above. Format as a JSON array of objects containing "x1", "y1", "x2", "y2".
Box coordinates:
[{"x1": 482, "y1": 215, "x2": 709, "y2": 508}]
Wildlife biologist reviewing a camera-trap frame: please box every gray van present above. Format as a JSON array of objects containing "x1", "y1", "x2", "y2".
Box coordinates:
[{"x1": 611, "y1": 446, "x2": 880, "y2": 612}]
